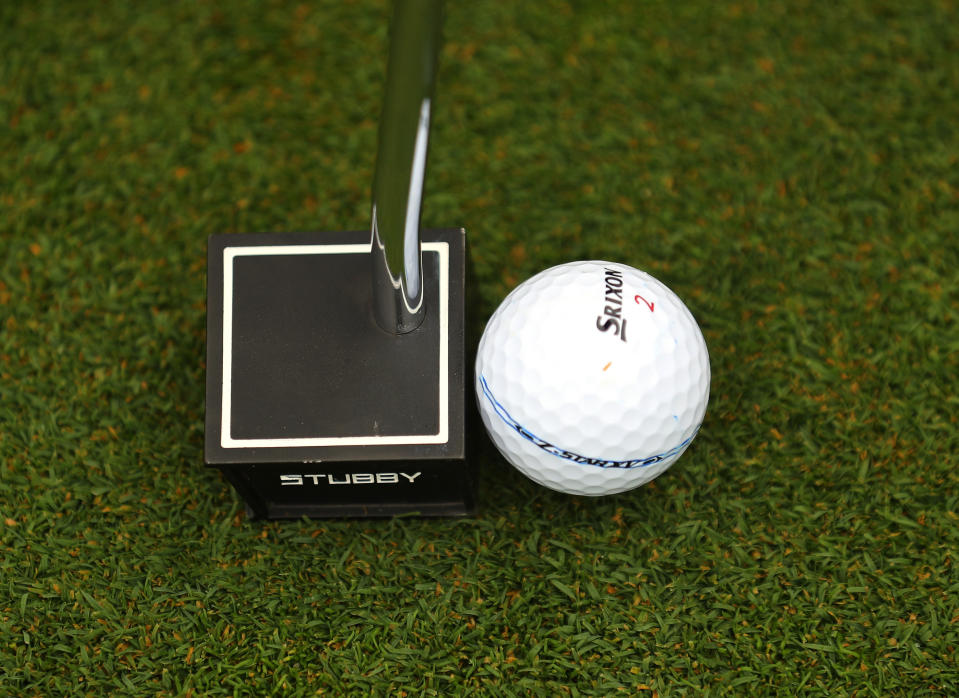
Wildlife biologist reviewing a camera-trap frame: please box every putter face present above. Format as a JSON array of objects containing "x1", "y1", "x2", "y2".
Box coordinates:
[{"x1": 205, "y1": 229, "x2": 471, "y2": 518}]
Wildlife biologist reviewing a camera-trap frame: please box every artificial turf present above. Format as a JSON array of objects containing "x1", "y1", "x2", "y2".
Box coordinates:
[{"x1": 2, "y1": 0, "x2": 958, "y2": 694}]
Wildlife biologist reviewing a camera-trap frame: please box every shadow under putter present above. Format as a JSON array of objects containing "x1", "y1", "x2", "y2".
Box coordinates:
[{"x1": 204, "y1": 0, "x2": 473, "y2": 518}]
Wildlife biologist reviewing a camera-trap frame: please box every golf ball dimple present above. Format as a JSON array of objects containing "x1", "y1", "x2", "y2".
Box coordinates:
[{"x1": 475, "y1": 260, "x2": 710, "y2": 496}]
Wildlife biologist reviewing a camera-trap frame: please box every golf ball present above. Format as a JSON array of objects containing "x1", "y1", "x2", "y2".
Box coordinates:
[{"x1": 475, "y1": 261, "x2": 710, "y2": 496}]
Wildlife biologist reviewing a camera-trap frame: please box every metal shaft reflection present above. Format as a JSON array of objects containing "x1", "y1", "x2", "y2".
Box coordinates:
[{"x1": 370, "y1": 0, "x2": 443, "y2": 334}]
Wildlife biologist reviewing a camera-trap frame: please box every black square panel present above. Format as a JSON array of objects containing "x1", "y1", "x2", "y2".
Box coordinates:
[{"x1": 205, "y1": 229, "x2": 472, "y2": 518}]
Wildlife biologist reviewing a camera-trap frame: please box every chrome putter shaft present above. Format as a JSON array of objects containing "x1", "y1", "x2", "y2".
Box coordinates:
[{"x1": 370, "y1": 0, "x2": 443, "y2": 334}]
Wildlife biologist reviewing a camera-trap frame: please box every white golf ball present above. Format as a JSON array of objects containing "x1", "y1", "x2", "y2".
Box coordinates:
[{"x1": 475, "y1": 260, "x2": 710, "y2": 496}]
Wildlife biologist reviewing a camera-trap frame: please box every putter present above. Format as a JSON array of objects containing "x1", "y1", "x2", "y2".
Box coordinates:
[{"x1": 204, "y1": 0, "x2": 472, "y2": 518}]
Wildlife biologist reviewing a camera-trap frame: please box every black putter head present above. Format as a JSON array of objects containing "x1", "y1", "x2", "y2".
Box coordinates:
[
  {"x1": 204, "y1": 228, "x2": 472, "y2": 518},
  {"x1": 203, "y1": 0, "x2": 474, "y2": 518}
]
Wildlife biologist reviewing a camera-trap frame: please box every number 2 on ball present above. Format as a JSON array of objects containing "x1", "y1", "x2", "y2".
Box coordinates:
[{"x1": 634, "y1": 294, "x2": 655, "y2": 312}]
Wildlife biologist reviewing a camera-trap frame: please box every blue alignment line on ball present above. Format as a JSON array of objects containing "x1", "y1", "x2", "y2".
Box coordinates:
[{"x1": 479, "y1": 375, "x2": 699, "y2": 470}]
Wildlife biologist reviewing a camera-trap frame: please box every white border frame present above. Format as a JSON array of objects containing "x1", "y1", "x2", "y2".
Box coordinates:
[{"x1": 220, "y1": 242, "x2": 449, "y2": 449}]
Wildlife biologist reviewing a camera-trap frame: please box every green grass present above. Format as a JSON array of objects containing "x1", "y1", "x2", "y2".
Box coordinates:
[{"x1": 2, "y1": 0, "x2": 958, "y2": 694}]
